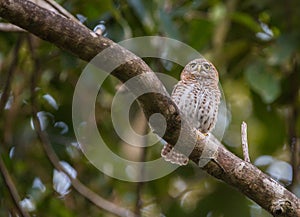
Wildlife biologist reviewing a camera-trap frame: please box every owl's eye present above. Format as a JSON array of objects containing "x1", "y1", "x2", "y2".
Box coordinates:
[
  {"x1": 203, "y1": 63, "x2": 210, "y2": 70},
  {"x1": 190, "y1": 62, "x2": 197, "y2": 69}
]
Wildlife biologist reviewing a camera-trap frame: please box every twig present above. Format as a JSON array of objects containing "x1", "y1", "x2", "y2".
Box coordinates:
[
  {"x1": 0, "y1": 36, "x2": 30, "y2": 217},
  {"x1": 0, "y1": 155, "x2": 31, "y2": 217},
  {"x1": 0, "y1": 23, "x2": 25, "y2": 32},
  {"x1": 31, "y1": 89, "x2": 138, "y2": 217},
  {"x1": 241, "y1": 121, "x2": 250, "y2": 163},
  {"x1": 287, "y1": 55, "x2": 300, "y2": 189},
  {"x1": 27, "y1": 36, "x2": 137, "y2": 217},
  {"x1": 0, "y1": 36, "x2": 23, "y2": 113},
  {"x1": 42, "y1": 0, "x2": 85, "y2": 27},
  {"x1": 135, "y1": 118, "x2": 148, "y2": 217}
]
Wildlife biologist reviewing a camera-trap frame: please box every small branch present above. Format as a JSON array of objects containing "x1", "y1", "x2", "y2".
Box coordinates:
[
  {"x1": 0, "y1": 36, "x2": 23, "y2": 114},
  {"x1": 1, "y1": 36, "x2": 26, "y2": 146},
  {"x1": 0, "y1": 23, "x2": 25, "y2": 32},
  {"x1": 42, "y1": 0, "x2": 85, "y2": 27},
  {"x1": 27, "y1": 36, "x2": 137, "y2": 217},
  {"x1": 241, "y1": 121, "x2": 250, "y2": 163},
  {"x1": 31, "y1": 93, "x2": 138, "y2": 217},
  {"x1": 287, "y1": 55, "x2": 300, "y2": 189},
  {"x1": 0, "y1": 155, "x2": 31, "y2": 217},
  {"x1": 0, "y1": 36, "x2": 30, "y2": 217},
  {"x1": 135, "y1": 118, "x2": 148, "y2": 217},
  {"x1": 0, "y1": 0, "x2": 109, "y2": 61}
]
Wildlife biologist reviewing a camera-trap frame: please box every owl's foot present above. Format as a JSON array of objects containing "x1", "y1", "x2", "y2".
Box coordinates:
[
  {"x1": 161, "y1": 143, "x2": 189, "y2": 166},
  {"x1": 195, "y1": 130, "x2": 209, "y2": 141}
]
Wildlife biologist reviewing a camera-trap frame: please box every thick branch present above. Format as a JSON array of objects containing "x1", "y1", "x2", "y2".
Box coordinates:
[{"x1": 0, "y1": 0, "x2": 299, "y2": 216}]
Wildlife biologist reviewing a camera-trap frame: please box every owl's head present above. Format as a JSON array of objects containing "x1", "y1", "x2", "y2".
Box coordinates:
[{"x1": 180, "y1": 58, "x2": 219, "y2": 82}]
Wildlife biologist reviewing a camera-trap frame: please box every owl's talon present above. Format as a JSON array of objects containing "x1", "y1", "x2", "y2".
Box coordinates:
[
  {"x1": 196, "y1": 131, "x2": 208, "y2": 141},
  {"x1": 161, "y1": 144, "x2": 189, "y2": 166}
]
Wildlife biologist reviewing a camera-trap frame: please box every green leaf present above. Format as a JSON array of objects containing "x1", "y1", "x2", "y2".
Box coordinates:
[
  {"x1": 267, "y1": 34, "x2": 297, "y2": 65},
  {"x1": 245, "y1": 61, "x2": 281, "y2": 103},
  {"x1": 232, "y1": 12, "x2": 261, "y2": 32}
]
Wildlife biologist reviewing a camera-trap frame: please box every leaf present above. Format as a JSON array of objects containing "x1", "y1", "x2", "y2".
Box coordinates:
[
  {"x1": 232, "y1": 12, "x2": 261, "y2": 32},
  {"x1": 245, "y1": 61, "x2": 281, "y2": 103},
  {"x1": 267, "y1": 34, "x2": 297, "y2": 65}
]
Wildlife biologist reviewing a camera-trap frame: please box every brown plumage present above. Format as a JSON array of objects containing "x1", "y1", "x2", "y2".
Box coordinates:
[{"x1": 161, "y1": 58, "x2": 221, "y2": 165}]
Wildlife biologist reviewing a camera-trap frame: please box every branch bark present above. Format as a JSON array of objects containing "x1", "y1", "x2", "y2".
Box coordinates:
[
  {"x1": 241, "y1": 121, "x2": 250, "y2": 163},
  {"x1": 0, "y1": 0, "x2": 299, "y2": 216}
]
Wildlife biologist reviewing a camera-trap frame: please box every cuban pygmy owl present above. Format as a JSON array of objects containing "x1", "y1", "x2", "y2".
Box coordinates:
[{"x1": 161, "y1": 58, "x2": 221, "y2": 165}]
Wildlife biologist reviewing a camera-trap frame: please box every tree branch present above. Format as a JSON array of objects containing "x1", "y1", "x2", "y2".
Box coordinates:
[
  {"x1": 0, "y1": 22, "x2": 25, "y2": 32},
  {"x1": 241, "y1": 121, "x2": 250, "y2": 163},
  {"x1": 26, "y1": 34, "x2": 137, "y2": 217},
  {"x1": 0, "y1": 155, "x2": 31, "y2": 217},
  {"x1": 135, "y1": 117, "x2": 148, "y2": 216},
  {"x1": 287, "y1": 55, "x2": 300, "y2": 190},
  {"x1": 30, "y1": 104, "x2": 138, "y2": 217},
  {"x1": 0, "y1": 0, "x2": 299, "y2": 216},
  {"x1": 30, "y1": 103, "x2": 138, "y2": 217}
]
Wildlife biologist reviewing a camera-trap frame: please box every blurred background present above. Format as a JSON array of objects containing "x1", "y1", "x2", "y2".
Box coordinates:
[{"x1": 0, "y1": 0, "x2": 299, "y2": 216}]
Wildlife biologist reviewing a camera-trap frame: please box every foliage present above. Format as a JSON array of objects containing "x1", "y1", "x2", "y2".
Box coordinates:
[{"x1": 0, "y1": 0, "x2": 299, "y2": 216}]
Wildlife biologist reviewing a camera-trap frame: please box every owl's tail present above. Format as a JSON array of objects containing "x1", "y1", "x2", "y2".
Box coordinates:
[{"x1": 161, "y1": 143, "x2": 189, "y2": 166}]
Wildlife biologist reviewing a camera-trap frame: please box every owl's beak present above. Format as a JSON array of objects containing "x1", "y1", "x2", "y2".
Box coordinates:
[{"x1": 197, "y1": 65, "x2": 202, "y2": 72}]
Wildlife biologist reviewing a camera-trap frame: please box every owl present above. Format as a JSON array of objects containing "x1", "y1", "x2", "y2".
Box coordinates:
[{"x1": 161, "y1": 58, "x2": 221, "y2": 165}]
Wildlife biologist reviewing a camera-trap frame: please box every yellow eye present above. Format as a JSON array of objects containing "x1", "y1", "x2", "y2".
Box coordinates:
[
  {"x1": 203, "y1": 63, "x2": 210, "y2": 70},
  {"x1": 190, "y1": 62, "x2": 197, "y2": 69}
]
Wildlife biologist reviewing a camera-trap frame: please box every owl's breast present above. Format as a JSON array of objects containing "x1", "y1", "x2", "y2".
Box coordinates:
[{"x1": 171, "y1": 81, "x2": 220, "y2": 133}]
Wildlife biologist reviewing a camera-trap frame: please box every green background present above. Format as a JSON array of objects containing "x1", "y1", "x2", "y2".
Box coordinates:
[{"x1": 0, "y1": 0, "x2": 300, "y2": 216}]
